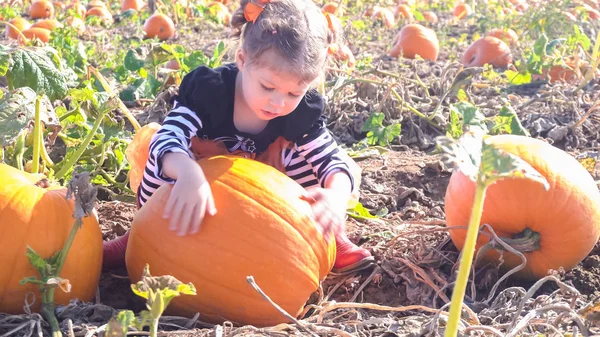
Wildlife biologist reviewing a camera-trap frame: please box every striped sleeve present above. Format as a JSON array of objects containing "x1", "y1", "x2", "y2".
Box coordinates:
[
  {"x1": 290, "y1": 121, "x2": 355, "y2": 191},
  {"x1": 137, "y1": 102, "x2": 203, "y2": 205}
]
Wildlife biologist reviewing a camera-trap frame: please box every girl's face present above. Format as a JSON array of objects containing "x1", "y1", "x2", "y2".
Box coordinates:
[{"x1": 236, "y1": 49, "x2": 313, "y2": 121}]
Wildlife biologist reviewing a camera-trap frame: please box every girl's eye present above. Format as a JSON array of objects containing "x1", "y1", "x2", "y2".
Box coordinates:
[
  {"x1": 261, "y1": 84, "x2": 274, "y2": 92},
  {"x1": 288, "y1": 93, "x2": 301, "y2": 98}
]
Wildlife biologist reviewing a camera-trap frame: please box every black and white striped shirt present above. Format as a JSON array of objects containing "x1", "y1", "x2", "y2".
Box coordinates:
[{"x1": 138, "y1": 63, "x2": 354, "y2": 206}]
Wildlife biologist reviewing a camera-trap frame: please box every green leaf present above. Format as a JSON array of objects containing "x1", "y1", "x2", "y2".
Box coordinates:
[
  {"x1": 7, "y1": 48, "x2": 68, "y2": 101},
  {"x1": 505, "y1": 69, "x2": 532, "y2": 85},
  {"x1": 347, "y1": 202, "x2": 380, "y2": 219},
  {"x1": 533, "y1": 34, "x2": 549, "y2": 58},
  {"x1": 447, "y1": 108, "x2": 463, "y2": 139},
  {"x1": 131, "y1": 264, "x2": 196, "y2": 314},
  {"x1": 124, "y1": 49, "x2": 146, "y2": 72},
  {"x1": 436, "y1": 132, "x2": 483, "y2": 180},
  {"x1": 479, "y1": 138, "x2": 550, "y2": 189},
  {"x1": 25, "y1": 245, "x2": 53, "y2": 277},
  {"x1": 497, "y1": 105, "x2": 529, "y2": 136},
  {"x1": 0, "y1": 48, "x2": 9, "y2": 76},
  {"x1": 0, "y1": 87, "x2": 59, "y2": 147},
  {"x1": 449, "y1": 102, "x2": 488, "y2": 135},
  {"x1": 110, "y1": 310, "x2": 136, "y2": 335},
  {"x1": 361, "y1": 112, "x2": 401, "y2": 146}
]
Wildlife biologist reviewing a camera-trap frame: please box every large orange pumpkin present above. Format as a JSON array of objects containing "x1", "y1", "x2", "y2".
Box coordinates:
[
  {"x1": 461, "y1": 36, "x2": 512, "y2": 68},
  {"x1": 18, "y1": 27, "x2": 52, "y2": 44},
  {"x1": 29, "y1": 0, "x2": 54, "y2": 19},
  {"x1": 388, "y1": 23, "x2": 439, "y2": 61},
  {"x1": 485, "y1": 27, "x2": 518, "y2": 46},
  {"x1": 444, "y1": 135, "x2": 600, "y2": 281},
  {"x1": 5, "y1": 17, "x2": 31, "y2": 40},
  {"x1": 0, "y1": 164, "x2": 103, "y2": 313},
  {"x1": 125, "y1": 156, "x2": 336, "y2": 327},
  {"x1": 143, "y1": 12, "x2": 175, "y2": 40}
]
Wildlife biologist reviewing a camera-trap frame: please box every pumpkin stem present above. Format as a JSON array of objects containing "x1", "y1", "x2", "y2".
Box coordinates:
[
  {"x1": 499, "y1": 228, "x2": 541, "y2": 253},
  {"x1": 34, "y1": 178, "x2": 50, "y2": 188}
]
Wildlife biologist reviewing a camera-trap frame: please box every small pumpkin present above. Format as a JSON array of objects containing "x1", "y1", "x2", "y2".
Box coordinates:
[
  {"x1": 453, "y1": 2, "x2": 472, "y2": 19},
  {"x1": 19, "y1": 27, "x2": 52, "y2": 44},
  {"x1": 321, "y1": 2, "x2": 342, "y2": 16},
  {"x1": 29, "y1": 0, "x2": 54, "y2": 19},
  {"x1": 125, "y1": 155, "x2": 336, "y2": 326},
  {"x1": 328, "y1": 43, "x2": 356, "y2": 69},
  {"x1": 0, "y1": 164, "x2": 103, "y2": 314},
  {"x1": 485, "y1": 27, "x2": 518, "y2": 46},
  {"x1": 86, "y1": 6, "x2": 113, "y2": 25},
  {"x1": 207, "y1": 1, "x2": 231, "y2": 25},
  {"x1": 461, "y1": 36, "x2": 512, "y2": 68},
  {"x1": 444, "y1": 135, "x2": 600, "y2": 281},
  {"x1": 121, "y1": 0, "x2": 143, "y2": 12},
  {"x1": 65, "y1": 16, "x2": 86, "y2": 35},
  {"x1": 534, "y1": 57, "x2": 600, "y2": 84},
  {"x1": 126, "y1": 122, "x2": 162, "y2": 194},
  {"x1": 31, "y1": 18, "x2": 63, "y2": 31},
  {"x1": 65, "y1": 2, "x2": 87, "y2": 18},
  {"x1": 422, "y1": 11, "x2": 438, "y2": 23},
  {"x1": 5, "y1": 17, "x2": 31, "y2": 40},
  {"x1": 143, "y1": 12, "x2": 175, "y2": 40},
  {"x1": 388, "y1": 23, "x2": 439, "y2": 61},
  {"x1": 394, "y1": 4, "x2": 413, "y2": 21},
  {"x1": 370, "y1": 6, "x2": 395, "y2": 28},
  {"x1": 86, "y1": 0, "x2": 107, "y2": 10}
]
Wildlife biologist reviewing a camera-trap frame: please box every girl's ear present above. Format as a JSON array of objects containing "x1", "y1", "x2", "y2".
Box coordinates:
[{"x1": 236, "y1": 48, "x2": 247, "y2": 70}]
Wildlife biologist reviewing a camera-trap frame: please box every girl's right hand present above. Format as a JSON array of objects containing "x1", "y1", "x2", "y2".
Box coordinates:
[{"x1": 161, "y1": 153, "x2": 217, "y2": 236}]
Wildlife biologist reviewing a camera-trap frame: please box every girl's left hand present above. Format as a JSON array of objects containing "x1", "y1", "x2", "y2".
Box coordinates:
[{"x1": 302, "y1": 187, "x2": 347, "y2": 238}]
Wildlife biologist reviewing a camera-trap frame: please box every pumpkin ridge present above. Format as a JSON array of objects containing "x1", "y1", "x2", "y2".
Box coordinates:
[
  {"x1": 223, "y1": 162, "x2": 328, "y2": 275},
  {"x1": 214, "y1": 179, "x2": 321, "y2": 286}
]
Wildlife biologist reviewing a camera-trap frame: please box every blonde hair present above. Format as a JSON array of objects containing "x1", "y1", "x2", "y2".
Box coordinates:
[{"x1": 230, "y1": 0, "x2": 338, "y2": 85}]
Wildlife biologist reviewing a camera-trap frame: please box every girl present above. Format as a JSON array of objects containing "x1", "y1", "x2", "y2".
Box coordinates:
[{"x1": 103, "y1": 0, "x2": 374, "y2": 275}]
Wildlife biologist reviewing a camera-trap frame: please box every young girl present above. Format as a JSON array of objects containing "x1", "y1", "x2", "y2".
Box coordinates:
[{"x1": 103, "y1": 0, "x2": 374, "y2": 274}]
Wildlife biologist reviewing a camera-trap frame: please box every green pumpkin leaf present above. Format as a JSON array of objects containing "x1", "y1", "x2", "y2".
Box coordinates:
[
  {"x1": 0, "y1": 87, "x2": 59, "y2": 147},
  {"x1": 6, "y1": 48, "x2": 68, "y2": 101},
  {"x1": 124, "y1": 49, "x2": 146, "y2": 72},
  {"x1": 0, "y1": 48, "x2": 9, "y2": 76},
  {"x1": 131, "y1": 264, "x2": 196, "y2": 316}
]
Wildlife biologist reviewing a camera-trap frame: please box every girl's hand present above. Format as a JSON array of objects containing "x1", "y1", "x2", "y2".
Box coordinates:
[
  {"x1": 161, "y1": 153, "x2": 217, "y2": 236},
  {"x1": 302, "y1": 187, "x2": 347, "y2": 238}
]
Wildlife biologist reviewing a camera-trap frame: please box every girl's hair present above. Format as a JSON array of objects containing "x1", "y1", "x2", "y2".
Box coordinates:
[{"x1": 231, "y1": 0, "x2": 338, "y2": 85}]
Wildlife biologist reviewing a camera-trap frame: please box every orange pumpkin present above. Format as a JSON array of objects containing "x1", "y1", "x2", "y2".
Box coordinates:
[
  {"x1": 324, "y1": 12, "x2": 343, "y2": 34},
  {"x1": 125, "y1": 155, "x2": 336, "y2": 326},
  {"x1": 444, "y1": 135, "x2": 600, "y2": 280},
  {"x1": 85, "y1": 6, "x2": 113, "y2": 25},
  {"x1": 394, "y1": 4, "x2": 413, "y2": 21},
  {"x1": 31, "y1": 18, "x2": 63, "y2": 31},
  {"x1": 535, "y1": 57, "x2": 600, "y2": 84},
  {"x1": 371, "y1": 6, "x2": 395, "y2": 28},
  {"x1": 485, "y1": 27, "x2": 518, "y2": 46},
  {"x1": 0, "y1": 164, "x2": 103, "y2": 314},
  {"x1": 207, "y1": 1, "x2": 231, "y2": 25},
  {"x1": 126, "y1": 122, "x2": 162, "y2": 194},
  {"x1": 453, "y1": 2, "x2": 472, "y2": 19},
  {"x1": 143, "y1": 12, "x2": 175, "y2": 40},
  {"x1": 322, "y1": 2, "x2": 342, "y2": 16},
  {"x1": 329, "y1": 43, "x2": 356, "y2": 68},
  {"x1": 121, "y1": 0, "x2": 143, "y2": 11},
  {"x1": 461, "y1": 36, "x2": 512, "y2": 68},
  {"x1": 65, "y1": 16, "x2": 86, "y2": 34},
  {"x1": 422, "y1": 11, "x2": 438, "y2": 23},
  {"x1": 29, "y1": 0, "x2": 54, "y2": 19},
  {"x1": 65, "y1": 2, "x2": 87, "y2": 18},
  {"x1": 5, "y1": 17, "x2": 31, "y2": 40},
  {"x1": 388, "y1": 23, "x2": 439, "y2": 61},
  {"x1": 19, "y1": 27, "x2": 51, "y2": 43}
]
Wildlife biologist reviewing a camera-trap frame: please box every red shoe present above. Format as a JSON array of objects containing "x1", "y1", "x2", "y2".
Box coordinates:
[
  {"x1": 331, "y1": 232, "x2": 375, "y2": 275},
  {"x1": 102, "y1": 231, "x2": 130, "y2": 269}
]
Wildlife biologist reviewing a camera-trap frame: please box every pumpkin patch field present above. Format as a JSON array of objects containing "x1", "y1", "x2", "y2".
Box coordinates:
[{"x1": 5, "y1": 0, "x2": 600, "y2": 335}]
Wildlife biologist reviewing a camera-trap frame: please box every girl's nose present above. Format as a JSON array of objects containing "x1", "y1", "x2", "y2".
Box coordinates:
[{"x1": 269, "y1": 95, "x2": 285, "y2": 108}]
